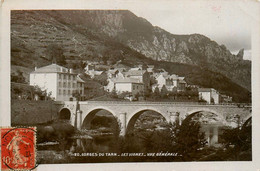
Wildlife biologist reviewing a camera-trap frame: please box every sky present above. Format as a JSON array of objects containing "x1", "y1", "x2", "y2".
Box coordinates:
[
  {"x1": 127, "y1": 0, "x2": 253, "y2": 60},
  {"x1": 2, "y1": 0, "x2": 256, "y2": 60}
]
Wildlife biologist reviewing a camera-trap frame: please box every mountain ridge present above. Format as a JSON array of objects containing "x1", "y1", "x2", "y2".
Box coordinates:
[{"x1": 10, "y1": 10, "x2": 251, "y2": 102}]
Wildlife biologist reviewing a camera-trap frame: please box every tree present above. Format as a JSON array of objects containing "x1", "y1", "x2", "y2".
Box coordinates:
[
  {"x1": 32, "y1": 85, "x2": 53, "y2": 100},
  {"x1": 154, "y1": 87, "x2": 160, "y2": 96},
  {"x1": 142, "y1": 63, "x2": 148, "y2": 70},
  {"x1": 210, "y1": 97, "x2": 215, "y2": 104},
  {"x1": 72, "y1": 90, "x2": 81, "y2": 101},
  {"x1": 110, "y1": 88, "x2": 118, "y2": 99},
  {"x1": 93, "y1": 72, "x2": 108, "y2": 86},
  {"x1": 11, "y1": 70, "x2": 26, "y2": 83},
  {"x1": 170, "y1": 119, "x2": 207, "y2": 161},
  {"x1": 46, "y1": 44, "x2": 67, "y2": 66},
  {"x1": 170, "y1": 87, "x2": 178, "y2": 100},
  {"x1": 80, "y1": 61, "x2": 87, "y2": 70},
  {"x1": 102, "y1": 56, "x2": 109, "y2": 65},
  {"x1": 220, "y1": 118, "x2": 252, "y2": 160},
  {"x1": 160, "y1": 85, "x2": 168, "y2": 98},
  {"x1": 150, "y1": 77, "x2": 157, "y2": 85},
  {"x1": 144, "y1": 88, "x2": 151, "y2": 98}
]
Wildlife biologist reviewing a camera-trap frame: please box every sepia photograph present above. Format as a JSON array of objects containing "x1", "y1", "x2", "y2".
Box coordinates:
[{"x1": 1, "y1": 0, "x2": 260, "y2": 170}]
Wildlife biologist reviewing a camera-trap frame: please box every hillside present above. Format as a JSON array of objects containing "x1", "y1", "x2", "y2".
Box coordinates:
[
  {"x1": 24, "y1": 10, "x2": 250, "y2": 91},
  {"x1": 10, "y1": 10, "x2": 251, "y2": 102}
]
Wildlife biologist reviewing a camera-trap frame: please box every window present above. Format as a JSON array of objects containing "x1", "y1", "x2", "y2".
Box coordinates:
[
  {"x1": 59, "y1": 74, "x2": 61, "y2": 79},
  {"x1": 59, "y1": 89, "x2": 61, "y2": 95},
  {"x1": 69, "y1": 75, "x2": 71, "y2": 80},
  {"x1": 63, "y1": 82, "x2": 66, "y2": 88},
  {"x1": 68, "y1": 90, "x2": 70, "y2": 95},
  {"x1": 59, "y1": 82, "x2": 62, "y2": 87},
  {"x1": 73, "y1": 83, "x2": 75, "y2": 88},
  {"x1": 68, "y1": 82, "x2": 71, "y2": 88},
  {"x1": 133, "y1": 85, "x2": 135, "y2": 90},
  {"x1": 63, "y1": 90, "x2": 66, "y2": 95}
]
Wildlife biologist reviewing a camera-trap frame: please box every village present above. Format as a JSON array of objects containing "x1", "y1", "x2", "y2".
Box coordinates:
[{"x1": 27, "y1": 61, "x2": 233, "y2": 104}]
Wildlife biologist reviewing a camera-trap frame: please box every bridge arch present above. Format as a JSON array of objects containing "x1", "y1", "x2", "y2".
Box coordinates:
[
  {"x1": 242, "y1": 116, "x2": 252, "y2": 129},
  {"x1": 126, "y1": 108, "x2": 170, "y2": 135},
  {"x1": 185, "y1": 109, "x2": 226, "y2": 124},
  {"x1": 59, "y1": 108, "x2": 71, "y2": 120},
  {"x1": 184, "y1": 109, "x2": 226, "y2": 146},
  {"x1": 81, "y1": 107, "x2": 118, "y2": 130},
  {"x1": 242, "y1": 114, "x2": 252, "y2": 125}
]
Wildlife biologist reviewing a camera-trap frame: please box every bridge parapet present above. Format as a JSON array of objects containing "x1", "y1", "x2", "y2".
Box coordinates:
[
  {"x1": 79, "y1": 101, "x2": 251, "y2": 107},
  {"x1": 56, "y1": 100, "x2": 251, "y2": 138}
]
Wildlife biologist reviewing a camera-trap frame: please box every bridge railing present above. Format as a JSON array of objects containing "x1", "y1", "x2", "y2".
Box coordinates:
[{"x1": 78, "y1": 101, "x2": 251, "y2": 107}]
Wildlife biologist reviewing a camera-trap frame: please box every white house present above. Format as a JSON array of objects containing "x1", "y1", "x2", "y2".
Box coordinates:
[
  {"x1": 85, "y1": 70, "x2": 103, "y2": 78},
  {"x1": 153, "y1": 73, "x2": 187, "y2": 92},
  {"x1": 107, "y1": 68, "x2": 125, "y2": 79},
  {"x1": 147, "y1": 65, "x2": 154, "y2": 73},
  {"x1": 125, "y1": 70, "x2": 150, "y2": 90},
  {"x1": 198, "y1": 88, "x2": 220, "y2": 104},
  {"x1": 114, "y1": 77, "x2": 144, "y2": 96},
  {"x1": 30, "y1": 64, "x2": 85, "y2": 101}
]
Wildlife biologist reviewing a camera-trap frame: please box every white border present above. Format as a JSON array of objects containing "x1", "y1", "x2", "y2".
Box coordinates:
[{"x1": 1, "y1": 0, "x2": 260, "y2": 170}]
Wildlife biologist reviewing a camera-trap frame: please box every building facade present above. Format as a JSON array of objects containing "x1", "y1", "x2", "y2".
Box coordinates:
[
  {"x1": 198, "y1": 88, "x2": 220, "y2": 104},
  {"x1": 152, "y1": 73, "x2": 187, "y2": 92},
  {"x1": 125, "y1": 70, "x2": 150, "y2": 91},
  {"x1": 114, "y1": 78, "x2": 144, "y2": 96},
  {"x1": 30, "y1": 64, "x2": 84, "y2": 101}
]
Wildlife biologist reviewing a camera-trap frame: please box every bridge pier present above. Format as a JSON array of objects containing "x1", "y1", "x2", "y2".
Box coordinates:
[
  {"x1": 76, "y1": 110, "x2": 82, "y2": 130},
  {"x1": 212, "y1": 126, "x2": 218, "y2": 145},
  {"x1": 204, "y1": 125, "x2": 219, "y2": 146},
  {"x1": 170, "y1": 112, "x2": 180, "y2": 124},
  {"x1": 205, "y1": 127, "x2": 210, "y2": 145},
  {"x1": 119, "y1": 112, "x2": 127, "y2": 136}
]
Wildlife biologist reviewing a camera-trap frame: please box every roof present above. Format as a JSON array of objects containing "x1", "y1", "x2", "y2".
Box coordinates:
[
  {"x1": 86, "y1": 70, "x2": 103, "y2": 75},
  {"x1": 179, "y1": 80, "x2": 187, "y2": 84},
  {"x1": 125, "y1": 70, "x2": 146, "y2": 76},
  {"x1": 107, "y1": 69, "x2": 118, "y2": 74},
  {"x1": 77, "y1": 75, "x2": 85, "y2": 83},
  {"x1": 129, "y1": 67, "x2": 141, "y2": 71},
  {"x1": 169, "y1": 74, "x2": 178, "y2": 80},
  {"x1": 114, "y1": 77, "x2": 143, "y2": 84},
  {"x1": 147, "y1": 68, "x2": 153, "y2": 72},
  {"x1": 31, "y1": 64, "x2": 76, "y2": 74},
  {"x1": 198, "y1": 88, "x2": 214, "y2": 92}
]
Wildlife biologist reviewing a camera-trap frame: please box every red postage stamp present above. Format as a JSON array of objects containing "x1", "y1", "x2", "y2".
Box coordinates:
[{"x1": 1, "y1": 127, "x2": 37, "y2": 170}]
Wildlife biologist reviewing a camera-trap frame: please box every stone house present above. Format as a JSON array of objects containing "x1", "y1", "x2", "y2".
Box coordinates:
[{"x1": 30, "y1": 64, "x2": 85, "y2": 101}]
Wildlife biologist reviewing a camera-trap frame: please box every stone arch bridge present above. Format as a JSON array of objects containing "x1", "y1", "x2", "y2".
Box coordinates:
[{"x1": 55, "y1": 101, "x2": 251, "y2": 146}]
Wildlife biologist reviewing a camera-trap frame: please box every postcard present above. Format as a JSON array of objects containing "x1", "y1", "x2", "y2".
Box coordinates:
[{"x1": 1, "y1": 0, "x2": 260, "y2": 170}]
